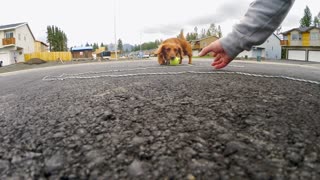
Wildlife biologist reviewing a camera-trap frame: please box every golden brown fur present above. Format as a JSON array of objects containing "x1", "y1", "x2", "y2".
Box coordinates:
[{"x1": 156, "y1": 31, "x2": 193, "y2": 65}]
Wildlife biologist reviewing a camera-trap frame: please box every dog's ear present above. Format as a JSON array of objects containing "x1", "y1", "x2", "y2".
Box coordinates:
[
  {"x1": 155, "y1": 44, "x2": 165, "y2": 55},
  {"x1": 155, "y1": 44, "x2": 163, "y2": 54}
]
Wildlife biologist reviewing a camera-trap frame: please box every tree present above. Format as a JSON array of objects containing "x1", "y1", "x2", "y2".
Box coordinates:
[
  {"x1": 313, "y1": 16, "x2": 320, "y2": 27},
  {"x1": 118, "y1": 39, "x2": 123, "y2": 53},
  {"x1": 92, "y1": 43, "x2": 99, "y2": 51},
  {"x1": 100, "y1": 42, "x2": 104, "y2": 48},
  {"x1": 46, "y1": 25, "x2": 68, "y2": 52},
  {"x1": 193, "y1": 26, "x2": 198, "y2": 39},
  {"x1": 300, "y1": 6, "x2": 312, "y2": 27},
  {"x1": 217, "y1": 25, "x2": 222, "y2": 38},
  {"x1": 208, "y1": 23, "x2": 218, "y2": 37},
  {"x1": 85, "y1": 42, "x2": 90, "y2": 47},
  {"x1": 200, "y1": 28, "x2": 206, "y2": 38},
  {"x1": 46, "y1": 26, "x2": 53, "y2": 51},
  {"x1": 206, "y1": 29, "x2": 212, "y2": 37},
  {"x1": 186, "y1": 33, "x2": 191, "y2": 41}
]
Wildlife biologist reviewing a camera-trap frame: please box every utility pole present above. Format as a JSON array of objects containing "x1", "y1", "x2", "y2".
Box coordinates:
[{"x1": 140, "y1": 33, "x2": 142, "y2": 59}]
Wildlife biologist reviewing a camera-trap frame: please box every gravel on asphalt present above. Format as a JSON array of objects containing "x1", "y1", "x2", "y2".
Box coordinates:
[{"x1": 0, "y1": 71, "x2": 320, "y2": 179}]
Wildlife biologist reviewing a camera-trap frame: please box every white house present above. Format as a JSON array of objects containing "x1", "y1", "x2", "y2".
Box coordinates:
[
  {"x1": 237, "y1": 33, "x2": 281, "y2": 60},
  {"x1": 0, "y1": 22, "x2": 35, "y2": 66}
]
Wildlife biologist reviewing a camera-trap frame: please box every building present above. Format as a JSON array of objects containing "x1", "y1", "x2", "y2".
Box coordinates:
[
  {"x1": 71, "y1": 46, "x2": 93, "y2": 59},
  {"x1": 237, "y1": 33, "x2": 281, "y2": 60},
  {"x1": 190, "y1": 36, "x2": 219, "y2": 56},
  {"x1": 34, "y1": 40, "x2": 48, "y2": 52},
  {"x1": 281, "y1": 26, "x2": 320, "y2": 62},
  {"x1": 0, "y1": 22, "x2": 35, "y2": 66}
]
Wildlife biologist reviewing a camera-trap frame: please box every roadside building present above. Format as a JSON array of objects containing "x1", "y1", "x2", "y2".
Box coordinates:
[
  {"x1": 281, "y1": 26, "x2": 320, "y2": 62},
  {"x1": 71, "y1": 46, "x2": 93, "y2": 59},
  {"x1": 238, "y1": 33, "x2": 281, "y2": 60},
  {"x1": 0, "y1": 22, "x2": 35, "y2": 66}
]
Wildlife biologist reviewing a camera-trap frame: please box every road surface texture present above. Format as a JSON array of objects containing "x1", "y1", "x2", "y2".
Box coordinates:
[{"x1": 1, "y1": 58, "x2": 320, "y2": 179}]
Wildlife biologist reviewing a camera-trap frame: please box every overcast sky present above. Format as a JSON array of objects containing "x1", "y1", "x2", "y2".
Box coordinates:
[{"x1": 1, "y1": 0, "x2": 319, "y2": 47}]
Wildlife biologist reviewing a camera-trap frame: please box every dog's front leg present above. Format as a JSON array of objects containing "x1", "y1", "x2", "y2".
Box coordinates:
[{"x1": 158, "y1": 54, "x2": 165, "y2": 65}]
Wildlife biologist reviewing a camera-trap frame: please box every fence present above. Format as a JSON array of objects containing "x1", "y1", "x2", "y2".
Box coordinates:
[{"x1": 24, "y1": 52, "x2": 72, "y2": 62}]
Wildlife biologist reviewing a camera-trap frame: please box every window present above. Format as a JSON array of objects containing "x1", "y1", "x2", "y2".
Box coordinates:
[
  {"x1": 5, "y1": 32, "x2": 13, "y2": 38},
  {"x1": 310, "y1": 32, "x2": 319, "y2": 40},
  {"x1": 18, "y1": 34, "x2": 21, "y2": 40},
  {"x1": 24, "y1": 36, "x2": 26, "y2": 41},
  {"x1": 291, "y1": 33, "x2": 301, "y2": 41}
]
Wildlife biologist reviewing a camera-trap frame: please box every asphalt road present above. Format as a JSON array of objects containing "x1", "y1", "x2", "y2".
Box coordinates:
[{"x1": 0, "y1": 58, "x2": 320, "y2": 179}]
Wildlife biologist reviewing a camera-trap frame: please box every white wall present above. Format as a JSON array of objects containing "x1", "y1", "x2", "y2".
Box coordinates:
[
  {"x1": 0, "y1": 31, "x2": 4, "y2": 49},
  {"x1": 308, "y1": 51, "x2": 320, "y2": 62},
  {"x1": 237, "y1": 34, "x2": 281, "y2": 59},
  {"x1": 15, "y1": 25, "x2": 35, "y2": 62},
  {"x1": 262, "y1": 34, "x2": 281, "y2": 59},
  {"x1": 309, "y1": 29, "x2": 320, "y2": 46},
  {"x1": 238, "y1": 50, "x2": 252, "y2": 58},
  {"x1": 0, "y1": 47, "x2": 15, "y2": 66},
  {"x1": 290, "y1": 30, "x2": 302, "y2": 46},
  {"x1": 192, "y1": 50, "x2": 199, "y2": 56},
  {"x1": 0, "y1": 24, "x2": 35, "y2": 64}
]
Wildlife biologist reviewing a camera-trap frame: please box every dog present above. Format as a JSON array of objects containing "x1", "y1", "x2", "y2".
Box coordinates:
[{"x1": 155, "y1": 30, "x2": 192, "y2": 65}]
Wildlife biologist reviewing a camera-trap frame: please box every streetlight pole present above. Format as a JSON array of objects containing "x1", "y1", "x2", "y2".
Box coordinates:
[
  {"x1": 114, "y1": 0, "x2": 118, "y2": 60},
  {"x1": 140, "y1": 33, "x2": 142, "y2": 59}
]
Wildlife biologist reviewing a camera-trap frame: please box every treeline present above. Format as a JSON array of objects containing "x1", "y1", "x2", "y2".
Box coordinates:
[
  {"x1": 46, "y1": 25, "x2": 68, "y2": 51},
  {"x1": 185, "y1": 23, "x2": 222, "y2": 41},
  {"x1": 300, "y1": 6, "x2": 320, "y2": 27},
  {"x1": 69, "y1": 25, "x2": 223, "y2": 53},
  {"x1": 131, "y1": 39, "x2": 162, "y2": 51}
]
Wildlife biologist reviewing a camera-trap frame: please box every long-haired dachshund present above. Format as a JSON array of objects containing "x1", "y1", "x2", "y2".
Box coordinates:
[{"x1": 156, "y1": 30, "x2": 193, "y2": 65}]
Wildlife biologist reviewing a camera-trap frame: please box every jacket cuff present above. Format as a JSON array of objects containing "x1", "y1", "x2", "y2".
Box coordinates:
[{"x1": 219, "y1": 34, "x2": 243, "y2": 59}]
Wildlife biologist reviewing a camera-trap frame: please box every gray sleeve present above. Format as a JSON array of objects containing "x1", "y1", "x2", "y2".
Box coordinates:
[{"x1": 220, "y1": 0, "x2": 295, "y2": 59}]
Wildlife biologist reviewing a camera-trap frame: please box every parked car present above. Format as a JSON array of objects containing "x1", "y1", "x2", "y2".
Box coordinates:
[{"x1": 142, "y1": 54, "x2": 150, "y2": 58}]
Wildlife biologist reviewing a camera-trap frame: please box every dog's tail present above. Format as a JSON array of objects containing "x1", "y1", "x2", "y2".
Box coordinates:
[{"x1": 178, "y1": 29, "x2": 186, "y2": 40}]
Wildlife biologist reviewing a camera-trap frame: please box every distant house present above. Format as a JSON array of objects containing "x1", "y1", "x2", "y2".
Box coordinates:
[
  {"x1": 34, "y1": 40, "x2": 48, "y2": 52},
  {"x1": 0, "y1": 22, "x2": 35, "y2": 66},
  {"x1": 71, "y1": 46, "x2": 93, "y2": 59},
  {"x1": 110, "y1": 50, "x2": 121, "y2": 59},
  {"x1": 189, "y1": 36, "x2": 219, "y2": 56},
  {"x1": 281, "y1": 26, "x2": 320, "y2": 62},
  {"x1": 238, "y1": 33, "x2": 281, "y2": 60}
]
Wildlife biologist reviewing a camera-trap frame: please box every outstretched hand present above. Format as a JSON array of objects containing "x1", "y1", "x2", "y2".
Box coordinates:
[{"x1": 199, "y1": 40, "x2": 233, "y2": 69}]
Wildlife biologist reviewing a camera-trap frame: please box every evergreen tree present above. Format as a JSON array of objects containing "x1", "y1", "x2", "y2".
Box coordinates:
[
  {"x1": 194, "y1": 26, "x2": 198, "y2": 39},
  {"x1": 118, "y1": 39, "x2": 123, "y2": 53},
  {"x1": 46, "y1": 25, "x2": 68, "y2": 52},
  {"x1": 206, "y1": 29, "x2": 212, "y2": 37},
  {"x1": 200, "y1": 28, "x2": 206, "y2": 39},
  {"x1": 208, "y1": 23, "x2": 216, "y2": 36},
  {"x1": 93, "y1": 43, "x2": 99, "y2": 51},
  {"x1": 300, "y1": 6, "x2": 312, "y2": 27},
  {"x1": 217, "y1": 25, "x2": 222, "y2": 38},
  {"x1": 313, "y1": 16, "x2": 320, "y2": 27}
]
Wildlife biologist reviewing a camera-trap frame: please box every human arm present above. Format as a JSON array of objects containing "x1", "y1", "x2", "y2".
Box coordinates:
[{"x1": 199, "y1": 0, "x2": 295, "y2": 69}]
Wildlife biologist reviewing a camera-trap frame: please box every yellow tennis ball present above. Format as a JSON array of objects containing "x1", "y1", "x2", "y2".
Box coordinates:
[{"x1": 170, "y1": 57, "x2": 180, "y2": 65}]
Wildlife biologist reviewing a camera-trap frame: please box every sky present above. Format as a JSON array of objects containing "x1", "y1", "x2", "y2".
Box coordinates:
[{"x1": 1, "y1": 0, "x2": 319, "y2": 47}]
